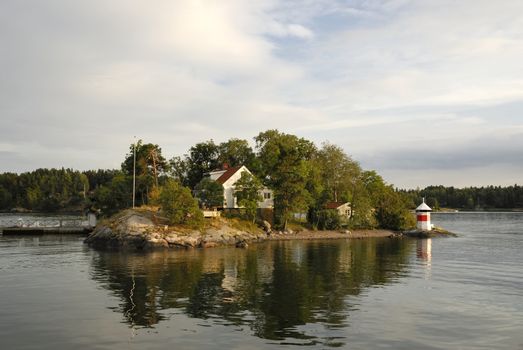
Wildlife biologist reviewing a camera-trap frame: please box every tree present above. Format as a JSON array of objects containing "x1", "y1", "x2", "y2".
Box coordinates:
[
  {"x1": 121, "y1": 140, "x2": 167, "y2": 204},
  {"x1": 194, "y1": 178, "x2": 224, "y2": 209},
  {"x1": 310, "y1": 209, "x2": 342, "y2": 230},
  {"x1": 168, "y1": 156, "x2": 189, "y2": 186},
  {"x1": 315, "y1": 143, "x2": 361, "y2": 203},
  {"x1": 364, "y1": 173, "x2": 415, "y2": 230},
  {"x1": 255, "y1": 130, "x2": 316, "y2": 229},
  {"x1": 234, "y1": 172, "x2": 263, "y2": 223},
  {"x1": 159, "y1": 179, "x2": 203, "y2": 227},
  {"x1": 217, "y1": 138, "x2": 259, "y2": 173},
  {"x1": 185, "y1": 141, "x2": 220, "y2": 189},
  {"x1": 0, "y1": 185, "x2": 13, "y2": 210},
  {"x1": 306, "y1": 143, "x2": 364, "y2": 229},
  {"x1": 93, "y1": 174, "x2": 132, "y2": 215}
]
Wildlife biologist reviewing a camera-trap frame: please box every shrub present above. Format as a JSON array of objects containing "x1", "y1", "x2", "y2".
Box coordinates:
[
  {"x1": 309, "y1": 209, "x2": 342, "y2": 230},
  {"x1": 194, "y1": 178, "x2": 224, "y2": 209},
  {"x1": 159, "y1": 179, "x2": 203, "y2": 228}
]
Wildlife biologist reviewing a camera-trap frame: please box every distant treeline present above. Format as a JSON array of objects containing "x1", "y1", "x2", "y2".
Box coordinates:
[
  {"x1": 0, "y1": 168, "x2": 121, "y2": 212},
  {"x1": 401, "y1": 185, "x2": 523, "y2": 210}
]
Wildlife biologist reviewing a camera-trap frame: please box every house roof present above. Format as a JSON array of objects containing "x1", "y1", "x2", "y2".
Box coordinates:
[
  {"x1": 215, "y1": 166, "x2": 243, "y2": 184},
  {"x1": 324, "y1": 202, "x2": 349, "y2": 209}
]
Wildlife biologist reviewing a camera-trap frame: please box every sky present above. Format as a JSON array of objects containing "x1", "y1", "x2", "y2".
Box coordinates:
[{"x1": 1, "y1": 0, "x2": 522, "y2": 189}]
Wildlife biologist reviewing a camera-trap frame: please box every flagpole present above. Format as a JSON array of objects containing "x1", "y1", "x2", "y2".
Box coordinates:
[{"x1": 133, "y1": 136, "x2": 136, "y2": 209}]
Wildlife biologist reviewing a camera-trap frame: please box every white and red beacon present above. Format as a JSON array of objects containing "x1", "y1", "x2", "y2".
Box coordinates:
[{"x1": 416, "y1": 198, "x2": 432, "y2": 231}]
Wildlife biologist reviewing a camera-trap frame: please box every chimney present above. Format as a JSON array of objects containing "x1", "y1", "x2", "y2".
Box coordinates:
[{"x1": 222, "y1": 163, "x2": 229, "y2": 170}]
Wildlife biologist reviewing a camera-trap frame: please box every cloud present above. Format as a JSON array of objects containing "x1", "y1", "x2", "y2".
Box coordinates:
[
  {"x1": 0, "y1": 0, "x2": 522, "y2": 188},
  {"x1": 267, "y1": 23, "x2": 315, "y2": 39}
]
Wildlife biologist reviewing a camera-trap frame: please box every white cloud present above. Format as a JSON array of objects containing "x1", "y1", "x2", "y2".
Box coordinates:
[{"x1": 0, "y1": 0, "x2": 522, "y2": 187}]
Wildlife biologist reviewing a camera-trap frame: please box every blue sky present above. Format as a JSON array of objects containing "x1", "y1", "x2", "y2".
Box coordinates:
[{"x1": 1, "y1": 0, "x2": 522, "y2": 188}]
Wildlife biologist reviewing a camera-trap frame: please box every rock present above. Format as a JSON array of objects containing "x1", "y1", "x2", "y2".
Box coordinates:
[
  {"x1": 145, "y1": 238, "x2": 169, "y2": 249},
  {"x1": 164, "y1": 234, "x2": 200, "y2": 248},
  {"x1": 115, "y1": 213, "x2": 154, "y2": 234},
  {"x1": 84, "y1": 208, "x2": 265, "y2": 251},
  {"x1": 388, "y1": 232, "x2": 402, "y2": 239},
  {"x1": 200, "y1": 241, "x2": 219, "y2": 248},
  {"x1": 236, "y1": 240, "x2": 248, "y2": 248},
  {"x1": 261, "y1": 220, "x2": 272, "y2": 233},
  {"x1": 403, "y1": 228, "x2": 457, "y2": 238},
  {"x1": 164, "y1": 233, "x2": 180, "y2": 244}
]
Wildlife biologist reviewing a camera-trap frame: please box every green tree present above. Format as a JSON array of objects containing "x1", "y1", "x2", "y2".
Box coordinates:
[
  {"x1": 307, "y1": 143, "x2": 364, "y2": 229},
  {"x1": 168, "y1": 156, "x2": 189, "y2": 186},
  {"x1": 185, "y1": 141, "x2": 220, "y2": 189},
  {"x1": 121, "y1": 140, "x2": 167, "y2": 204},
  {"x1": 255, "y1": 130, "x2": 316, "y2": 229},
  {"x1": 159, "y1": 179, "x2": 203, "y2": 227},
  {"x1": 93, "y1": 174, "x2": 132, "y2": 215},
  {"x1": 217, "y1": 138, "x2": 259, "y2": 173},
  {"x1": 308, "y1": 209, "x2": 342, "y2": 230},
  {"x1": 234, "y1": 172, "x2": 263, "y2": 223},
  {"x1": 315, "y1": 143, "x2": 361, "y2": 203},
  {"x1": 0, "y1": 185, "x2": 13, "y2": 210},
  {"x1": 365, "y1": 173, "x2": 415, "y2": 230},
  {"x1": 194, "y1": 178, "x2": 224, "y2": 209}
]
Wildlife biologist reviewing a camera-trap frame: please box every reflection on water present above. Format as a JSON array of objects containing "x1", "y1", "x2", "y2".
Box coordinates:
[
  {"x1": 90, "y1": 239, "x2": 413, "y2": 346},
  {"x1": 416, "y1": 239, "x2": 432, "y2": 280}
]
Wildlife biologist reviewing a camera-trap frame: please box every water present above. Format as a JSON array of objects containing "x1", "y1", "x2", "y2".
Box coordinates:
[{"x1": 0, "y1": 213, "x2": 521, "y2": 349}]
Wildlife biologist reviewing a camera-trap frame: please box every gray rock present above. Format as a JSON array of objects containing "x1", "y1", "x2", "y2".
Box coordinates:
[
  {"x1": 261, "y1": 220, "x2": 271, "y2": 233},
  {"x1": 236, "y1": 240, "x2": 248, "y2": 248}
]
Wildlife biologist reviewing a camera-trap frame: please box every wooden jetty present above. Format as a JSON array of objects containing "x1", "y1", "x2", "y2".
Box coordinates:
[{"x1": 0, "y1": 214, "x2": 96, "y2": 235}]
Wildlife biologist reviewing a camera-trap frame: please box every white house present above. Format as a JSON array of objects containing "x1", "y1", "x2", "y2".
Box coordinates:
[
  {"x1": 324, "y1": 202, "x2": 352, "y2": 220},
  {"x1": 206, "y1": 165, "x2": 273, "y2": 209}
]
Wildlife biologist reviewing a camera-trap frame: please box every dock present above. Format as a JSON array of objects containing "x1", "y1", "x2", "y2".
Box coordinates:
[{"x1": 0, "y1": 216, "x2": 96, "y2": 235}]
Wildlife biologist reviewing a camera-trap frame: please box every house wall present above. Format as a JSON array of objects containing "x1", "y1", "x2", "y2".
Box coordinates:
[
  {"x1": 258, "y1": 188, "x2": 274, "y2": 209},
  {"x1": 222, "y1": 166, "x2": 249, "y2": 208},
  {"x1": 221, "y1": 166, "x2": 274, "y2": 209},
  {"x1": 336, "y1": 203, "x2": 352, "y2": 219}
]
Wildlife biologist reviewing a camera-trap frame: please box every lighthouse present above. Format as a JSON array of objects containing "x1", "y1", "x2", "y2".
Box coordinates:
[{"x1": 416, "y1": 198, "x2": 432, "y2": 231}]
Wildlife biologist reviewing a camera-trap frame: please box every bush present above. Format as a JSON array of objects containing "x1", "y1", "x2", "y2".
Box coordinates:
[
  {"x1": 159, "y1": 179, "x2": 203, "y2": 228},
  {"x1": 309, "y1": 209, "x2": 342, "y2": 230},
  {"x1": 374, "y1": 190, "x2": 416, "y2": 231},
  {"x1": 194, "y1": 178, "x2": 223, "y2": 209}
]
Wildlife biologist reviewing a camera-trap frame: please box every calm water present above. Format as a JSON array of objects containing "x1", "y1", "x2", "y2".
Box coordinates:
[{"x1": 0, "y1": 213, "x2": 521, "y2": 349}]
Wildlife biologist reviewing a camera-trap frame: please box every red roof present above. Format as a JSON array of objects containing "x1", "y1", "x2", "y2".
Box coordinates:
[
  {"x1": 324, "y1": 202, "x2": 348, "y2": 209},
  {"x1": 216, "y1": 166, "x2": 242, "y2": 184}
]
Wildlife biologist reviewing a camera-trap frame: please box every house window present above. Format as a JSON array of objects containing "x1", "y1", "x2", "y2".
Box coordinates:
[{"x1": 264, "y1": 192, "x2": 271, "y2": 199}]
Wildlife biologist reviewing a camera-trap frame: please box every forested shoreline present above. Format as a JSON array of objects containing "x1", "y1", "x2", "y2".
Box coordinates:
[
  {"x1": 402, "y1": 185, "x2": 523, "y2": 211},
  {"x1": 1, "y1": 129, "x2": 520, "y2": 230}
]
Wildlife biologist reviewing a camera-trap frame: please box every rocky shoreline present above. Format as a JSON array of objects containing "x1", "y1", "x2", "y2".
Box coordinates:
[
  {"x1": 403, "y1": 226, "x2": 457, "y2": 238},
  {"x1": 84, "y1": 209, "x2": 453, "y2": 250}
]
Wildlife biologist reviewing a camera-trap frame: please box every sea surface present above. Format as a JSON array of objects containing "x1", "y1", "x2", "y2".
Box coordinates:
[{"x1": 0, "y1": 212, "x2": 521, "y2": 349}]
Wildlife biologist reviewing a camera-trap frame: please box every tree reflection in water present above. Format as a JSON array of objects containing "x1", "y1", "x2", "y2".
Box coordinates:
[{"x1": 90, "y1": 238, "x2": 414, "y2": 346}]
